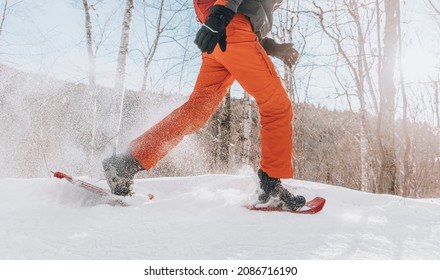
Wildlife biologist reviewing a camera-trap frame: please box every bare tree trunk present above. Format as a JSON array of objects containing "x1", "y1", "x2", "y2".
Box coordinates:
[
  {"x1": 82, "y1": 0, "x2": 98, "y2": 173},
  {"x1": 209, "y1": 89, "x2": 232, "y2": 172},
  {"x1": 82, "y1": 0, "x2": 96, "y2": 90},
  {"x1": 279, "y1": 0, "x2": 298, "y2": 101},
  {"x1": 377, "y1": 0, "x2": 399, "y2": 195},
  {"x1": 0, "y1": 0, "x2": 7, "y2": 39},
  {"x1": 435, "y1": 81, "x2": 440, "y2": 197},
  {"x1": 428, "y1": 0, "x2": 440, "y2": 193},
  {"x1": 397, "y1": 0, "x2": 412, "y2": 196},
  {"x1": 373, "y1": 0, "x2": 383, "y2": 194},
  {"x1": 349, "y1": 0, "x2": 371, "y2": 192},
  {"x1": 427, "y1": 0, "x2": 440, "y2": 14},
  {"x1": 219, "y1": 90, "x2": 231, "y2": 169},
  {"x1": 240, "y1": 91, "x2": 252, "y2": 166},
  {"x1": 114, "y1": 0, "x2": 134, "y2": 152},
  {"x1": 433, "y1": 82, "x2": 440, "y2": 134},
  {"x1": 140, "y1": 0, "x2": 165, "y2": 93}
]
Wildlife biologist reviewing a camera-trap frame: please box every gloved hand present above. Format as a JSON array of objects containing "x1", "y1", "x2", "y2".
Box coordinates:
[
  {"x1": 261, "y1": 38, "x2": 299, "y2": 68},
  {"x1": 194, "y1": 5, "x2": 235, "y2": 54}
]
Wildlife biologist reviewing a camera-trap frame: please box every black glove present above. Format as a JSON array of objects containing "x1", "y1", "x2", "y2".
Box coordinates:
[
  {"x1": 261, "y1": 38, "x2": 299, "y2": 68},
  {"x1": 194, "y1": 5, "x2": 235, "y2": 54}
]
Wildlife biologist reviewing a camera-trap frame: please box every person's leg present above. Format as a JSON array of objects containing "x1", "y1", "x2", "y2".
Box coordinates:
[
  {"x1": 213, "y1": 13, "x2": 294, "y2": 179},
  {"x1": 210, "y1": 13, "x2": 304, "y2": 210},
  {"x1": 131, "y1": 54, "x2": 234, "y2": 171},
  {"x1": 103, "y1": 55, "x2": 234, "y2": 195}
]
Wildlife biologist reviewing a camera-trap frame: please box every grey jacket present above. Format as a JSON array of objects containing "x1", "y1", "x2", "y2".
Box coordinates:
[{"x1": 224, "y1": 0, "x2": 283, "y2": 39}]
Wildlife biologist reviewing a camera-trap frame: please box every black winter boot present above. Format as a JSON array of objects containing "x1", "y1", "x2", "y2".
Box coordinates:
[
  {"x1": 257, "y1": 169, "x2": 306, "y2": 210},
  {"x1": 102, "y1": 150, "x2": 144, "y2": 196}
]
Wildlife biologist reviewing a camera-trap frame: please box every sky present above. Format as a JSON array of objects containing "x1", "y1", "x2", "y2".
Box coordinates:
[
  {"x1": 400, "y1": 0, "x2": 440, "y2": 81},
  {"x1": 1, "y1": 0, "x2": 199, "y2": 93},
  {"x1": 2, "y1": 1, "x2": 88, "y2": 77}
]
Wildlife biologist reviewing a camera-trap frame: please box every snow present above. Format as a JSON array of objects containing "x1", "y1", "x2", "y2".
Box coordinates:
[{"x1": 1, "y1": 173, "x2": 440, "y2": 260}]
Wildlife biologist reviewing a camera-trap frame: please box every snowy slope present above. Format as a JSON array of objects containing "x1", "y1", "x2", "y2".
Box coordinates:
[{"x1": 1, "y1": 172, "x2": 440, "y2": 260}]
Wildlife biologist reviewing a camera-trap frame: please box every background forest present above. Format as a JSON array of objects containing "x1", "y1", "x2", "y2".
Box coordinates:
[{"x1": 1, "y1": 0, "x2": 439, "y2": 198}]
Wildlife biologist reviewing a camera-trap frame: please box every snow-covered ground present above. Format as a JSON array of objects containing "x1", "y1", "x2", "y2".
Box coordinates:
[{"x1": 1, "y1": 172, "x2": 440, "y2": 260}]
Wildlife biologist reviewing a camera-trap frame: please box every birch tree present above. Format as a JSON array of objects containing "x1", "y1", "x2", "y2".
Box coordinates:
[
  {"x1": 1, "y1": 0, "x2": 25, "y2": 39},
  {"x1": 82, "y1": 0, "x2": 96, "y2": 90},
  {"x1": 396, "y1": 0, "x2": 414, "y2": 196},
  {"x1": 377, "y1": 0, "x2": 399, "y2": 195},
  {"x1": 216, "y1": 90, "x2": 232, "y2": 170},
  {"x1": 273, "y1": 0, "x2": 304, "y2": 102},
  {"x1": 0, "y1": 0, "x2": 8, "y2": 39},
  {"x1": 427, "y1": 0, "x2": 440, "y2": 14},
  {"x1": 222, "y1": 91, "x2": 232, "y2": 166},
  {"x1": 114, "y1": 0, "x2": 134, "y2": 152},
  {"x1": 239, "y1": 91, "x2": 253, "y2": 166},
  {"x1": 80, "y1": 0, "x2": 116, "y2": 171},
  {"x1": 427, "y1": 0, "x2": 440, "y2": 154},
  {"x1": 81, "y1": 0, "x2": 98, "y2": 172}
]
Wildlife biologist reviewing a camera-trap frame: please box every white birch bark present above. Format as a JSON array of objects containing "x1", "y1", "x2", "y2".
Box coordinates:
[
  {"x1": 82, "y1": 0, "x2": 96, "y2": 90},
  {"x1": 241, "y1": 91, "x2": 252, "y2": 166},
  {"x1": 114, "y1": 0, "x2": 134, "y2": 152}
]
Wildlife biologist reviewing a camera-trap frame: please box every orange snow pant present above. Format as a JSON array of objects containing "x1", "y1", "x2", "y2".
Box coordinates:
[{"x1": 131, "y1": 14, "x2": 293, "y2": 178}]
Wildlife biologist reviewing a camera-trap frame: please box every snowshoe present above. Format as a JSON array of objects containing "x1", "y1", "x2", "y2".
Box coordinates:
[{"x1": 257, "y1": 169, "x2": 306, "y2": 211}]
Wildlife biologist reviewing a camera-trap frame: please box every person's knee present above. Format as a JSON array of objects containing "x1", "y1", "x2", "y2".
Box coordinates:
[{"x1": 258, "y1": 90, "x2": 292, "y2": 121}]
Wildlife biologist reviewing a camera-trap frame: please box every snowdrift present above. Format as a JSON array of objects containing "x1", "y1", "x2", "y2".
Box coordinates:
[{"x1": 1, "y1": 173, "x2": 440, "y2": 259}]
